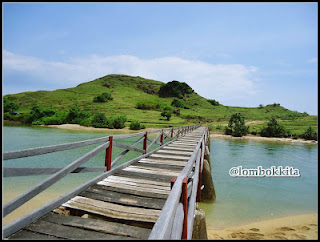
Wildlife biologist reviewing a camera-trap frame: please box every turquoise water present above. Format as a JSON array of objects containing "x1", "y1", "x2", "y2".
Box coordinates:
[
  {"x1": 2, "y1": 124, "x2": 318, "y2": 229},
  {"x1": 199, "y1": 138, "x2": 318, "y2": 229}
]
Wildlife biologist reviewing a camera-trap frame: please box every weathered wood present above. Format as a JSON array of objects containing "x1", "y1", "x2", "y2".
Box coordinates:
[
  {"x1": 163, "y1": 146, "x2": 195, "y2": 152},
  {"x1": 147, "y1": 132, "x2": 162, "y2": 151},
  {"x1": 3, "y1": 141, "x2": 110, "y2": 217},
  {"x1": 138, "y1": 158, "x2": 187, "y2": 167},
  {"x1": 3, "y1": 167, "x2": 106, "y2": 177},
  {"x1": 104, "y1": 175, "x2": 170, "y2": 187},
  {"x1": 97, "y1": 181, "x2": 169, "y2": 199},
  {"x1": 123, "y1": 166, "x2": 181, "y2": 177},
  {"x1": 111, "y1": 136, "x2": 145, "y2": 167},
  {"x1": 101, "y1": 177, "x2": 170, "y2": 191},
  {"x1": 62, "y1": 196, "x2": 161, "y2": 223},
  {"x1": 136, "y1": 161, "x2": 185, "y2": 171},
  {"x1": 114, "y1": 170, "x2": 173, "y2": 183},
  {"x1": 149, "y1": 154, "x2": 190, "y2": 161},
  {"x1": 170, "y1": 203, "x2": 184, "y2": 239},
  {"x1": 8, "y1": 229, "x2": 65, "y2": 240},
  {"x1": 42, "y1": 212, "x2": 151, "y2": 239},
  {"x1": 24, "y1": 219, "x2": 131, "y2": 240},
  {"x1": 81, "y1": 188, "x2": 166, "y2": 210},
  {"x1": 113, "y1": 141, "x2": 144, "y2": 154},
  {"x1": 156, "y1": 149, "x2": 193, "y2": 156},
  {"x1": 3, "y1": 137, "x2": 110, "y2": 160}
]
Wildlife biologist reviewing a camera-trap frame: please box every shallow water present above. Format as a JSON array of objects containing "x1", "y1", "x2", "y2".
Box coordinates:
[
  {"x1": 2, "y1": 124, "x2": 318, "y2": 229},
  {"x1": 199, "y1": 138, "x2": 318, "y2": 229}
]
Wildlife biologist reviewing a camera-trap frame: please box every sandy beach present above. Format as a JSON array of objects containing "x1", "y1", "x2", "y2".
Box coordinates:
[
  {"x1": 207, "y1": 214, "x2": 318, "y2": 240},
  {"x1": 210, "y1": 132, "x2": 318, "y2": 145}
]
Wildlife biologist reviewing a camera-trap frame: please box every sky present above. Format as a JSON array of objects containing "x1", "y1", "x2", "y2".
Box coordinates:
[{"x1": 2, "y1": 2, "x2": 318, "y2": 114}]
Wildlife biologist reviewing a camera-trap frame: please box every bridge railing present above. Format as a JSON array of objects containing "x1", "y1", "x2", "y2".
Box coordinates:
[
  {"x1": 2, "y1": 123, "x2": 201, "y2": 238},
  {"x1": 148, "y1": 125, "x2": 209, "y2": 240}
]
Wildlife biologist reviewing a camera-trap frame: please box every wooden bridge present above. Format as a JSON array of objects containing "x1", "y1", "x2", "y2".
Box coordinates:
[{"x1": 3, "y1": 124, "x2": 210, "y2": 240}]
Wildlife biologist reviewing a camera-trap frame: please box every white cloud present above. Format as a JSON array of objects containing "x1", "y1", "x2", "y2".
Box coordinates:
[
  {"x1": 308, "y1": 57, "x2": 318, "y2": 63},
  {"x1": 3, "y1": 50, "x2": 259, "y2": 102}
]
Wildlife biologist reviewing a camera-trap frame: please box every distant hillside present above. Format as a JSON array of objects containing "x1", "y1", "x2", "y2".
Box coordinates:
[{"x1": 3, "y1": 74, "x2": 313, "y2": 130}]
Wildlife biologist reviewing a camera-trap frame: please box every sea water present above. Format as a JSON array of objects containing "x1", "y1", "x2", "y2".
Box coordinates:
[{"x1": 198, "y1": 138, "x2": 318, "y2": 229}]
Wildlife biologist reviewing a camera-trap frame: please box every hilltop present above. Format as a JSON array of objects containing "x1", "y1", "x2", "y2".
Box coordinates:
[{"x1": 3, "y1": 74, "x2": 317, "y2": 134}]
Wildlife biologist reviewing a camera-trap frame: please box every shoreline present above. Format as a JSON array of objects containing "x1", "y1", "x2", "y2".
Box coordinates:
[
  {"x1": 4, "y1": 121, "x2": 317, "y2": 144},
  {"x1": 210, "y1": 132, "x2": 318, "y2": 145},
  {"x1": 207, "y1": 213, "x2": 318, "y2": 240}
]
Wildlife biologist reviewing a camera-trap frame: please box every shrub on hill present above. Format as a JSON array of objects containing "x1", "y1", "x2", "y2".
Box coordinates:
[
  {"x1": 92, "y1": 113, "x2": 108, "y2": 128},
  {"x1": 171, "y1": 98, "x2": 184, "y2": 108},
  {"x1": 130, "y1": 120, "x2": 146, "y2": 130},
  {"x1": 112, "y1": 116, "x2": 127, "y2": 129},
  {"x1": 4, "y1": 98, "x2": 19, "y2": 113},
  {"x1": 207, "y1": 99, "x2": 220, "y2": 106},
  {"x1": 158, "y1": 81, "x2": 193, "y2": 99},
  {"x1": 225, "y1": 113, "x2": 249, "y2": 137},
  {"x1": 93, "y1": 92, "x2": 113, "y2": 103},
  {"x1": 66, "y1": 106, "x2": 91, "y2": 124},
  {"x1": 300, "y1": 127, "x2": 317, "y2": 141},
  {"x1": 161, "y1": 106, "x2": 173, "y2": 121},
  {"x1": 260, "y1": 118, "x2": 291, "y2": 138}
]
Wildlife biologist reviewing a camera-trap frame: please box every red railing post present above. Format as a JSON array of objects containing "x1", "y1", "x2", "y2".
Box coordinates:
[
  {"x1": 105, "y1": 136, "x2": 113, "y2": 171},
  {"x1": 181, "y1": 177, "x2": 188, "y2": 239},
  {"x1": 171, "y1": 128, "x2": 173, "y2": 139},
  {"x1": 171, "y1": 176, "x2": 177, "y2": 189},
  {"x1": 160, "y1": 129, "x2": 164, "y2": 145},
  {"x1": 143, "y1": 132, "x2": 148, "y2": 154}
]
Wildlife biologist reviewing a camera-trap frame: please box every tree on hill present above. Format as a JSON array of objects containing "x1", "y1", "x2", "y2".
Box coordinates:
[
  {"x1": 260, "y1": 118, "x2": 291, "y2": 138},
  {"x1": 225, "y1": 113, "x2": 249, "y2": 137},
  {"x1": 158, "y1": 81, "x2": 193, "y2": 99}
]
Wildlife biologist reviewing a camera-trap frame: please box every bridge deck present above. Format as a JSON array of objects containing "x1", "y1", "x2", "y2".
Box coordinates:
[{"x1": 7, "y1": 128, "x2": 205, "y2": 240}]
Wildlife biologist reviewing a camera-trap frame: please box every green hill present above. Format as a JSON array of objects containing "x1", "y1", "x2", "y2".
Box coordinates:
[{"x1": 3, "y1": 74, "x2": 317, "y2": 134}]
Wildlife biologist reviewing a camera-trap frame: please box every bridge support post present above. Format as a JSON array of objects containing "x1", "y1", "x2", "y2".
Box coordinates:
[
  {"x1": 143, "y1": 132, "x2": 148, "y2": 154},
  {"x1": 105, "y1": 136, "x2": 113, "y2": 171}
]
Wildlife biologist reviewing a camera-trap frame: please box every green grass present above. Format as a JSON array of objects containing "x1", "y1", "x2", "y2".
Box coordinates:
[{"x1": 4, "y1": 74, "x2": 317, "y2": 134}]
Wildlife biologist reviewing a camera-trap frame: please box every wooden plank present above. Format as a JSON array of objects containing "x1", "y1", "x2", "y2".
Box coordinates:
[
  {"x1": 62, "y1": 196, "x2": 161, "y2": 223},
  {"x1": 101, "y1": 177, "x2": 171, "y2": 191},
  {"x1": 42, "y1": 212, "x2": 151, "y2": 239},
  {"x1": 3, "y1": 141, "x2": 110, "y2": 218},
  {"x1": 104, "y1": 175, "x2": 170, "y2": 187},
  {"x1": 163, "y1": 146, "x2": 195, "y2": 152},
  {"x1": 149, "y1": 154, "x2": 190, "y2": 161},
  {"x1": 97, "y1": 180, "x2": 170, "y2": 198},
  {"x1": 92, "y1": 183, "x2": 168, "y2": 199},
  {"x1": 156, "y1": 149, "x2": 193, "y2": 156},
  {"x1": 138, "y1": 158, "x2": 187, "y2": 167},
  {"x1": 8, "y1": 229, "x2": 65, "y2": 240},
  {"x1": 24, "y1": 219, "x2": 131, "y2": 240},
  {"x1": 81, "y1": 188, "x2": 166, "y2": 209},
  {"x1": 114, "y1": 170, "x2": 173, "y2": 183},
  {"x1": 124, "y1": 166, "x2": 181, "y2": 177},
  {"x1": 136, "y1": 161, "x2": 185, "y2": 171}
]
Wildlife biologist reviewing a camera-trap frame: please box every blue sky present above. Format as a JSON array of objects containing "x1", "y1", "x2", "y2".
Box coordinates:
[{"x1": 3, "y1": 2, "x2": 318, "y2": 114}]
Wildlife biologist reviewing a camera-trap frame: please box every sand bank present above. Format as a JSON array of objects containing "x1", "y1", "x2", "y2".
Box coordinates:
[
  {"x1": 211, "y1": 133, "x2": 318, "y2": 145},
  {"x1": 207, "y1": 214, "x2": 318, "y2": 240},
  {"x1": 45, "y1": 124, "x2": 159, "y2": 133}
]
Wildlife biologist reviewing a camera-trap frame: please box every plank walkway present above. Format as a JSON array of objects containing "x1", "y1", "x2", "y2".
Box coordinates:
[{"x1": 7, "y1": 128, "x2": 205, "y2": 240}]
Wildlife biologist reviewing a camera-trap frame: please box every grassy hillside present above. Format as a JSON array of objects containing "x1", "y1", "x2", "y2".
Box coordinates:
[{"x1": 3, "y1": 74, "x2": 317, "y2": 134}]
